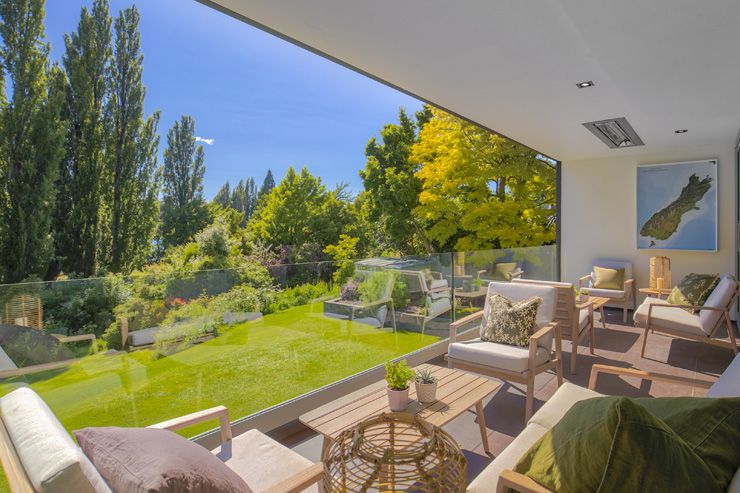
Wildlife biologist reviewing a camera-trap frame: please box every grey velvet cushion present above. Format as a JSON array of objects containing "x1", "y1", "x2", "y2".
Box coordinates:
[{"x1": 74, "y1": 427, "x2": 251, "y2": 493}]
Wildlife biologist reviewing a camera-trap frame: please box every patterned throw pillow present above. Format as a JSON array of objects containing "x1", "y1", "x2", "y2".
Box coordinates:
[
  {"x1": 481, "y1": 293, "x2": 542, "y2": 347},
  {"x1": 666, "y1": 273, "x2": 720, "y2": 314}
]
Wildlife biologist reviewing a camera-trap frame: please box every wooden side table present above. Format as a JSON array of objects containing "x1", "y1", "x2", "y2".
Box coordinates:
[
  {"x1": 639, "y1": 287, "x2": 672, "y2": 299},
  {"x1": 576, "y1": 296, "x2": 610, "y2": 329}
]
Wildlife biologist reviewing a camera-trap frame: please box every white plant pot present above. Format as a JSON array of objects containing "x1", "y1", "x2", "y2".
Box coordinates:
[
  {"x1": 579, "y1": 293, "x2": 588, "y2": 303},
  {"x1": 387, "y1": 387, "x2": 410, "y2": 412},
  {"x1": 415, "y1": 381, "x2": 438, "y2": 404}
]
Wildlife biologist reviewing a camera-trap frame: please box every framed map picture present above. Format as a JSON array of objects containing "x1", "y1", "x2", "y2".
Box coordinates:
[{"x1": 637, "y1": 159, "x2": 717, "y2": 251}]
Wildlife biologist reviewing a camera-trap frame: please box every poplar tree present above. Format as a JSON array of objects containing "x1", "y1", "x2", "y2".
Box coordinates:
[
  {"x1": 105, "y1": 5, "x2": 161, "y2": 272},
  {"x1": 212, "y1": 181, "x2": 230, "y2": 207},
  {"x1": 160, "y1": 115, "x2": 208, "y2": 249},
  {"x1": 0, "y1": 0, "x2": 65, "y2": 282},
  {"x1": 55, "y1": 0, "x2": 111, "y2": 276},
  {"x1": 258, "y1": 169, "x2": 275, "y2": 200}
]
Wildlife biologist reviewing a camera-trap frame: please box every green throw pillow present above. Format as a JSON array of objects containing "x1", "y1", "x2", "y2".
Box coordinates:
[
  {"x1": 666, "y1": 273, "x2": 720, "y2": 314},
  {"x1": 481, "y1": 293, "x2": 541, "y2": 347},
  {"x1": 636, "y1": 397, "x2": 740, "y2": 490},
  {"x1": 592, "y1": 266, "x2": 625, "y2": 290},
  {"x1": 513, "y1": 397, "x2": 722, "y2": 493},
  {"x1": 491, "y1": 262, "x2": 518, "y2": 281}
]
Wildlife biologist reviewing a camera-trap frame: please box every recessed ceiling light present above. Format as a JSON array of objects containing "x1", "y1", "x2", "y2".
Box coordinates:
[
  {"x1": 576, "y1": 81, "x2": 594, "y2": 88},
  {"x1": 674, "y1": 129, "x2": 688, "y2": 134}
]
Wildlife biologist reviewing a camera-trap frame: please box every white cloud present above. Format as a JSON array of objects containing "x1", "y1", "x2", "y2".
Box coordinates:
[{"x1": 195, "y1": 136, "x2": 215, "y2": 145}]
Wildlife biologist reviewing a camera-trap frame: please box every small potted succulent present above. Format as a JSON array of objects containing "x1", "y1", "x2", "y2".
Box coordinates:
[
  {"x1": 384, "y1": 359, "x2": 416, "y2": 412},
  {"x1": 575, "y1": 287, "x2": 588, "y2": 303},
  {"x1": 414, "y1": 367, "x2": 439, "y2": 403}
]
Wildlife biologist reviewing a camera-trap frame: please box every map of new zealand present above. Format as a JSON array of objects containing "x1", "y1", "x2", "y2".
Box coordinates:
[{"x1": 637, "y1": 160, "x2": 717, "y2": 251}]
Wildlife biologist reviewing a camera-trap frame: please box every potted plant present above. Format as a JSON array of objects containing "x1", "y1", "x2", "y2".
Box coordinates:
[
  {"x1": 577, "y1": 287, "x2": 589, "y2": 303},
  {"x1": 414, "y1": 367, "x2": 439, "y2": 403},
  {"x1": 384, "y1": 359, "x2": 416, "y2": 411}
]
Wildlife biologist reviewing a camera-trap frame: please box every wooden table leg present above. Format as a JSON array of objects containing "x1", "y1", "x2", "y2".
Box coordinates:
[
  {"x1": 475, "y1": 400, "x2": 490, "y2": 455},
  {"x1": 321, "y1": 435, "x2": 333, "y2": 461},
  {"x1": 600, "y1": 307, "x2": 607, "y2": 329}
]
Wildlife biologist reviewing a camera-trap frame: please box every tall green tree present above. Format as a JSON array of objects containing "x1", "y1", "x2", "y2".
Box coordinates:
[
  {"x1": 229, "y1": 177, "x2": 257, "y2": 225},
  {"x1": 412, "y1": 107, "x2": 556, "y2": 252},
  {"x1": 249, "y1": 167, "x2": 351, "y2": 248},
  {"x1": 359, "y1": 106, "x2": 431, "y2": 254},
  {"x1": 160, "y1": 115, "x2": 208, "y2": 249},
  {"x1": 258, "y1": 169, "x2": 275, "y2": 201},
  {"x1": 0, "y1": 0, "x2": 65, "y2": 282},
  {"x1": 54, "y1": 0, "x2": 111, "y2": 276},
  {"x1": 212, "y1": 181, "x2": 230, "y2": 207},
  {"x1": 105, "y1": 5, "x2": 161, "y2": 272}
]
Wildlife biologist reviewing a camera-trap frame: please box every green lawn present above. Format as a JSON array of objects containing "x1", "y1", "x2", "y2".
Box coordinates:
[{"x1": 0, "y1": 302, "x2": 438, "y2": 438}]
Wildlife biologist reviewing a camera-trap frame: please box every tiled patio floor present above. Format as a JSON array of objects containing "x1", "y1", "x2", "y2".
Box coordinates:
[{"x1": 274, "y1": 308, "x2": 737, "y2": 485}]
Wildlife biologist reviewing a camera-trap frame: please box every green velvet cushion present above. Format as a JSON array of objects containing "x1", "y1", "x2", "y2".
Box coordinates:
[
  {"x1": 636, "y1": 396, "x2": 740, "y2": 490},
  {"x1": 666, "y1": 273, "x2": 720, "y2": 314},
  {"x1": 592, "y1": 266, "x2": 625, "y2": 290},
  {"x1": 513, "y1": 397, "x2": 723, "y2": 493},
  {"x1": 491, "y1": 262, "x2": 518, "y2": 281}
]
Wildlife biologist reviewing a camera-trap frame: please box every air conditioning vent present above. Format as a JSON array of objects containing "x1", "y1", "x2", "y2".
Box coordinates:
[{"x1": 582, "y1": 117, "x2": 644, "y2": 148}]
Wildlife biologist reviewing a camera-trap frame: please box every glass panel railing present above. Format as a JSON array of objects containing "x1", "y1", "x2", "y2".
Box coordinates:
[
  {"x1": 0, "y1": 246, "x2": 556, "y2": 439},
  {"x1": 0, "y1": 253, "x2": 452, "y2": 437}
]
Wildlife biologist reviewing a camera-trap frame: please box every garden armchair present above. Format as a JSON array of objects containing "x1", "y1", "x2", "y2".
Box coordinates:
[
  {"x1": 477, "y1": 261, "x2": 524, "y2": 283},
  {"x1": 398, "y1": 269, "x2": 452, "y2": 334},
  {"x1": 512, "y1": 279, "x2": 594, "y2": 375},
  {"x1": 447, "y1": 281, "x2": 563, "y2": 420},
  {"x1": 634, "y1": 274, "x2": 739, "y2": 357},
  {"x1": 0, "y1": 387, "x2": 323, "y2": 493},
  {"x1": 469, "y1": 356, "x2": 740, "y2": 493},
  {"x1": 579, "y1": 258, "x2": 635, "y2": 323}
]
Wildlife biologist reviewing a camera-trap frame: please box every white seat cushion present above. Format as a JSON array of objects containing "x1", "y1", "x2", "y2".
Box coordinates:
[
  {"x1": 700, "y1": 275, "x2": 737, "y2": 335},
  {"x1": 528, "y1": 382, "x2": 602, "y2": 429},
  {"x1": 584, "y1": 287, "x2": 626, "y2": 300},
  {"x1": 448, "y1": 339, "x2": 550, "y2": 373},
  {"x1": 430, "y1": 279, "x2": 448, "y2": 290},
  {"x1": 213, "y1": 429, "x2": 317, "y2": 492},
  {"x1": 0, "y1": 387, "x2": 111, "y2": 493},
  {"x1": 633, "y1": 297, "x2": 705, "y2": 337},
  {"x1": 707, "y1": 352, "x2": 740, "y2": 397},
  {"x1": 578, "y1": 309, "x2": 590, "y2": 330},
  {"x1": 467, "y1": 422, "x2": 549, "y2": 493}
]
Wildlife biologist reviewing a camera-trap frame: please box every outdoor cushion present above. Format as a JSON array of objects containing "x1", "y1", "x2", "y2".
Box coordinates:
[
  {"x1": 514, "y1": 397, "x2": 721, "y2": 493},
  {"x1": 707, "y1": 352, "x2": 740, "y2": 397},
  {"x1": 447, "y1": 338, "x2": 549, "y2": 373},
  {"x1": 528, "y1": 382, "x2": 601, "y2": 430},
  {"x1": 214, "y1": 428, "x2": 318, "y2": 492},
  {"x1": 429, "y1": 278, "x2": 448, "y2": 290},
  {"x1": 577, "y1": 309, "x2": 589, "y2": 330},
  {"x1": 591, "y1": 258, "x2": 633, "y2": 283},
  {"x1": 0, "y1": 387, "x2": 111, "y2": 493},
  {"x1": 75, "y1": 426, "x2": 251, "y2": 493},
  {"x1": 667, "y1": 273, "x2": 720, "y2": 314},
  {"x1": 700, "y1": 275, "x2": 737, "y2": 335},
  {"x1": 491, "y1": 262, "x2": 518, "y2": 281},
  {"x1": 467, "y1": 422, "x2": 549, "y2": 493},
  {"x1": 592, "y1": 266, "x2": 624, "y2": 290},
  {"x1": 633, "y1": 297, "x2": 705, "y2": 337},
  {"x1": 583, "y1": 287, "x2": 626, "y2": 299},
  {"x1": 480, "y1": 293, "x2": 542, "y2": 347}
]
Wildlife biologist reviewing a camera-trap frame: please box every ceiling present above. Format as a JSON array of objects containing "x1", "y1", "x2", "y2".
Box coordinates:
[{"x1": 202, "y1": 0, "x2": 740, "y2": 162}]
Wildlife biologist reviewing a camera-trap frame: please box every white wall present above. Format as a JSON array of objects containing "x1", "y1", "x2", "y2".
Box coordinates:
[{"x1": 561, "y1": 145, "x2": 736, "y2": 303}]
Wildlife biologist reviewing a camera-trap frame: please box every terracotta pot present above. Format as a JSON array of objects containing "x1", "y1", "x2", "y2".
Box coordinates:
[
  {"x1": 387, "y1": 387, "x2": 410, "y2": 411},
  {"x1": 415, "y1": 381, "x2": 438, "y2": 404}
]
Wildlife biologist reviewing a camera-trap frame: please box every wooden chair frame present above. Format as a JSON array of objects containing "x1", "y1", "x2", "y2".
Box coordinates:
[
  {"x1": 495, "y1": 363, "x2": 715, "y2": 493},
  {"x1": 0, "y1": 404, "x2": 323, "y2": 493},
  {"x1": 640, "y1": 280, "x2": 740, "y2": 357},
  {"x1": 513, "y1": 279, "x2": 594, "y2": 375},
  {"x1": 446, "y1": 310, "x2": 563, "y2": 420},
  {"x1": 579, "y1": 273, "x2": 635, "y2": 324}
]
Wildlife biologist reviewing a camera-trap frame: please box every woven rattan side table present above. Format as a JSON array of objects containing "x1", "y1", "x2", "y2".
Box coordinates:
[{"x1": 324, "y1": 413, "x2": 466, "y2": 492}]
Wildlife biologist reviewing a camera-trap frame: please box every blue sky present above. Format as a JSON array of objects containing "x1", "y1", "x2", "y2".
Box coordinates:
[{"x1": 44, "y1": 0, "x2": 423, "y2": 199}]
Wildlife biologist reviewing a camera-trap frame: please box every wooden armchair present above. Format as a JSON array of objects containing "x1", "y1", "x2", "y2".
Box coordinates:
[
  {"x1": 447, "y1": 282, "x2": 563, "y2": 420},
  {"x1": 634, "y1": 275, "x2": 739, "y2": 357},
  {"x1": 579, "y1": 258, "x2": 635, "y2": 323}
]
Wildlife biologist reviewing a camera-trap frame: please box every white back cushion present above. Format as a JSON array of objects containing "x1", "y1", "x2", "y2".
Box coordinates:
[
  {"x1": 707, "y1": 352, "x2": 740, "y2": 398},
  {"x1": 0, "y1": 387, "x2": 111, "y2": 493},
  {"x1": 592, "y1": 258, "x2": 633, "y2": 285},
  {"x1": 483, "y1": 281, "x2": 556, "y2": 329},
  {"x1": 699, "y1": 275, "x2": 737, "y2": 335}
]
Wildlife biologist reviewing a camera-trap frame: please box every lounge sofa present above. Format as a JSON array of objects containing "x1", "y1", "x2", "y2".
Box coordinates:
[{"x1": 468, "y1": 354, "x2": 740, "y2": 492}]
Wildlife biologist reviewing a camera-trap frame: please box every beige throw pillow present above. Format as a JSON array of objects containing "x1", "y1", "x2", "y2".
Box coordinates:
[{"x1": 481, "y1": 293, "x2": 542, "y2": 347}]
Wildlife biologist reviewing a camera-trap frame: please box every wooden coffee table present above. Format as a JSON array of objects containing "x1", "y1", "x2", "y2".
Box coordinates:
[
  {"x1": 577, "y1": 296, "x2": 610, "y2": 329},
  {"x1": 300, "y1": 365, "x2": 501, "y2": 458},
  {"x1": 453, "y1": 287, "x2": 488, "y2": 307}
]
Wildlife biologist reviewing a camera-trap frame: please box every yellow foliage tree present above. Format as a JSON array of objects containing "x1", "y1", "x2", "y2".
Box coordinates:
[{"x1": 411, "y1": 108, "x2": 556, "y2": 253}]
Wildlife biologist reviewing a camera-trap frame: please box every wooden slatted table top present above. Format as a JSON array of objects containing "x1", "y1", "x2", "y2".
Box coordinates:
[
  {"x1": 299, "y1": 365, "x2": 501, "y2": 440},
  {"x1": 576, "y1": 295, "x2": 610, "y2": 310}
]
